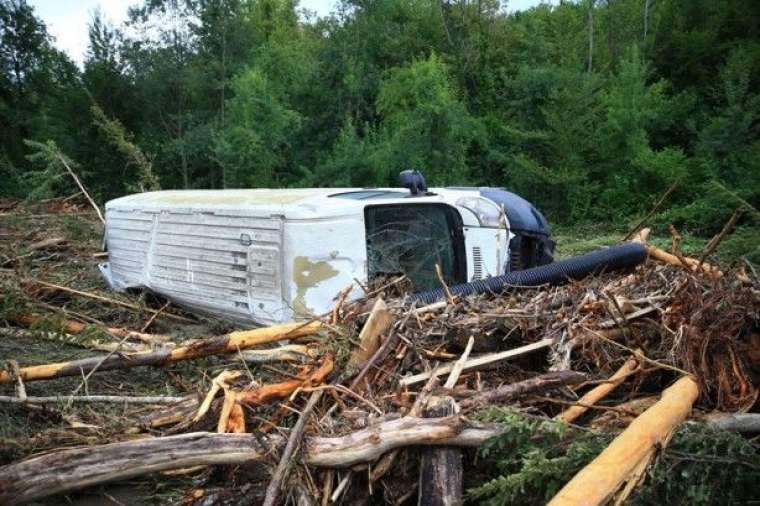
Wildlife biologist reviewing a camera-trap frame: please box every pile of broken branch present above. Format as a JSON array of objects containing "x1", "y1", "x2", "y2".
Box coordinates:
[{"x1": 0, "y1": 225, "x2": 758, "y2": 505}]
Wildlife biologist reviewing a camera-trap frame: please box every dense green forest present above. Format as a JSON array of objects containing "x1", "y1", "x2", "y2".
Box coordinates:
[{"x1": 1, "y1": 0, "x2": 758, "y2": 254}]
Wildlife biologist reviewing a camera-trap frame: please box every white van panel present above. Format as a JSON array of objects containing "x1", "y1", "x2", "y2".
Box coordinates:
[{"x1": 103, "y1": 207, "x2": 286, "y2": 325}]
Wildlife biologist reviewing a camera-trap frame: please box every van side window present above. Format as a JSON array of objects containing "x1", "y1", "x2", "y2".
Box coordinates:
[{"x1": 364, "y1": 204, "x2": 465, "y2": 292}]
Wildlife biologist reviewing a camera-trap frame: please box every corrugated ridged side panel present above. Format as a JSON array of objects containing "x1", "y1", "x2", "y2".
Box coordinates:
[
  {"x1": 106, "y1": 208, "x2": 154, "y2": 286},
  {"x1": 147, "y1": 211, "x2": 283, "y2": 323}
]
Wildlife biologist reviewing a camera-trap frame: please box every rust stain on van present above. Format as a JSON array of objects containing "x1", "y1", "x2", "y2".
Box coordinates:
[{"x1": 292, "y1": 256, "x2": 339, "y2": 316}]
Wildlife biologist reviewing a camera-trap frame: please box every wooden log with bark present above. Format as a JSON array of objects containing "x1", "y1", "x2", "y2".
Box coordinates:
[
  {"x1": 0, "y1": 416, "x2": 502, "y2": 505},
  {"x1": 0, "y1": 320, "x2": 323, "y2": 383},
  {"x1": 459, "y1": 370, "x2": 587, "y2": 410},
  {"x1": 547, "y1": 376, "x2": 700, "y2": 506},
  {"x1": 703, "y1": 412, "x2": 760, "y2": 433},
  {"x1": 418, "y1": 337, "x2": 473, "y2": 506}
]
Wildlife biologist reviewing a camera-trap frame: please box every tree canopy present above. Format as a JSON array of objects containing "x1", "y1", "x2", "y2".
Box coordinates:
[{"x1": 1, "y1": 0, "x2": 758, "y2": 244}]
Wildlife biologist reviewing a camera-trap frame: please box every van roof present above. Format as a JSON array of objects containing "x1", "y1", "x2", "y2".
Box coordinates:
[{"x1": 106, "y1": 187, "x2": 476, "y2": 219}]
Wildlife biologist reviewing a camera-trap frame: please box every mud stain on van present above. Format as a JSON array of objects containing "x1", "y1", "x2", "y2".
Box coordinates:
[{"x1": 292, "y1": 256, "x2": 338, "y2": 316}]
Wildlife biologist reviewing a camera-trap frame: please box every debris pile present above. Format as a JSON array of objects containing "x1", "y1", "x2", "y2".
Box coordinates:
[{"x1": 0, "y1": 201, "x2": 758, "y2": 505}]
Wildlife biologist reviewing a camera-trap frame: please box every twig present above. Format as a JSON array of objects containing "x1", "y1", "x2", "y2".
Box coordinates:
[
  {"x1": 299, "y1": 385, "x2": 382, "y2": 415},
  {"x1": 533, "y1": 396, "x2": 640, "y2": 417},
  {"x1": 585, "y1": 328, "x2": 691, "y2": 376},
  {"x1": 141, "y1": 301, "x2": 170, "y2": 332},
  {"x1": 623, "y1": 181, "x2": 678, "y2": 241},
  {"x1": 435, "y1": 263, "x2": 456, "y2": 305},
  {"x1": 698, "y1": 207, "x2": 744, "y2": 267},
  {"x1": 55, "y1": 151, "x2": 105, "y2": 224},
  {"x1": 263, "y1": 390, "x2": 324, "y2": 506},
  {"x1": 68, "y1": 333, "x2": 133, "y2": 406},
  {"x1": 25, "y1": 279, "x2": 193, "y2": 323},
  {"x1": 0, "y1": 395, "x2": 185, "y2": 404}
]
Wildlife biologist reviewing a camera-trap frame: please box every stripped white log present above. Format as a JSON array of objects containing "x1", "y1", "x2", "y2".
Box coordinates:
[{"x1": 400, "y1": 338, "x2": 554, "y2": 387}]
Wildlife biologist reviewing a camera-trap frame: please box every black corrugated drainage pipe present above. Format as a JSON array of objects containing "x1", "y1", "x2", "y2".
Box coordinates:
[{"x1": 409, "y1": 242, "x2": 647, "y2": 305}]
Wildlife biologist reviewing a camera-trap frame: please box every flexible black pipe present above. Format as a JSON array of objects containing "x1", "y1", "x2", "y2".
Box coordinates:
[{"x1": 409, "y1": 242, "x2": 647, "y2": 305}]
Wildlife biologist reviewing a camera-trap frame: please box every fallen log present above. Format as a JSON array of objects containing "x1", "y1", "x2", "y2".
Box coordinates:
[
  {"x1": 703, "y1": 413, "x2": 760, "y2": 434},
  {"x1": 459, "y1": 370, "x2": 587, "y2": 410},
  {"x1": 556, "y1": 355, "x2": 640, "y2": 423},
  {"x1": 0, "y1": 320, "x2": 323, "y2": 383},
  {"x1": 547, "y1": 376, "x2": 699, "y2": 506},
  {"x1": 0, "y1": 417, "x2": 502, "y2": 505}
]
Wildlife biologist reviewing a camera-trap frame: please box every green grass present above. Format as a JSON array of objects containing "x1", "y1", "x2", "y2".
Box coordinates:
[{"x1": 552, "y1": 222, "x2": 757, "y2": 266}]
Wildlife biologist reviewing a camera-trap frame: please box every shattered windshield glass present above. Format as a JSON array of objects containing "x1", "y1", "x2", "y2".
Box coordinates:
[{"x1": 365, "y1": 204, "x2": 464, "y2": 292}]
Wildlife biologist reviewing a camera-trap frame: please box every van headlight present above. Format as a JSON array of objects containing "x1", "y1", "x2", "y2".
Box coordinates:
[{"x1": 456, "y1": 196, "x2": 503, "y2": 228}]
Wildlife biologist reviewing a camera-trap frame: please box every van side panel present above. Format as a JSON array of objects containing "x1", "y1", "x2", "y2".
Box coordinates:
[{"x1": 282, "y1": 217, "x2": 367, "y2": 319}]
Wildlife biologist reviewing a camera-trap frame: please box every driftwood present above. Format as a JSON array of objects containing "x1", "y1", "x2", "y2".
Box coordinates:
[
  {"x1": 400, "y1": 338, "x2": 554, "y2": 386},
  {"x1": 459, "y1": 370, "x2": 587, "y2": 410},
  {"x1": 0, "y1": 416, "x2": 502, "y2": 505},
  {"x1": 556, "y1": 355, "x2": 640, "y2": 423},
  {"x1": 0, "y1": 320, "x2": 323, "y2": 383},
  {"x1": 547, "y1": 376, "x2": 699, "y2": 506}
]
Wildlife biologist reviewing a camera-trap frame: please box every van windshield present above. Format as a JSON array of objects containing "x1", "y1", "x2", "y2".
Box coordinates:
[{"x1": 364, "y1": 204, "x2": 465, "y2": 292}]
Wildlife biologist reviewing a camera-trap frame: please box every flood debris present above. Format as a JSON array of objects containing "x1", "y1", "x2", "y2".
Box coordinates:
[{"x1": 0, "y1": 199, "x2": 758, "y2": 505}]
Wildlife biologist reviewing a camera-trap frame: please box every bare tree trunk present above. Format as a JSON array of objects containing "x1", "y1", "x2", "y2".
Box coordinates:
[
  {"x1": 643, "y1": 0, "x2": 650, "y2": 40},
  {"x1": 587, "y1": 0, "x2": 594, "y2": 72}
]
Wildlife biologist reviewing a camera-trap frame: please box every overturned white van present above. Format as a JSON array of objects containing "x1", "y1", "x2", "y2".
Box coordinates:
[{"x1": 100, "y1": 173, "x2": 554, "y2": 326}]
